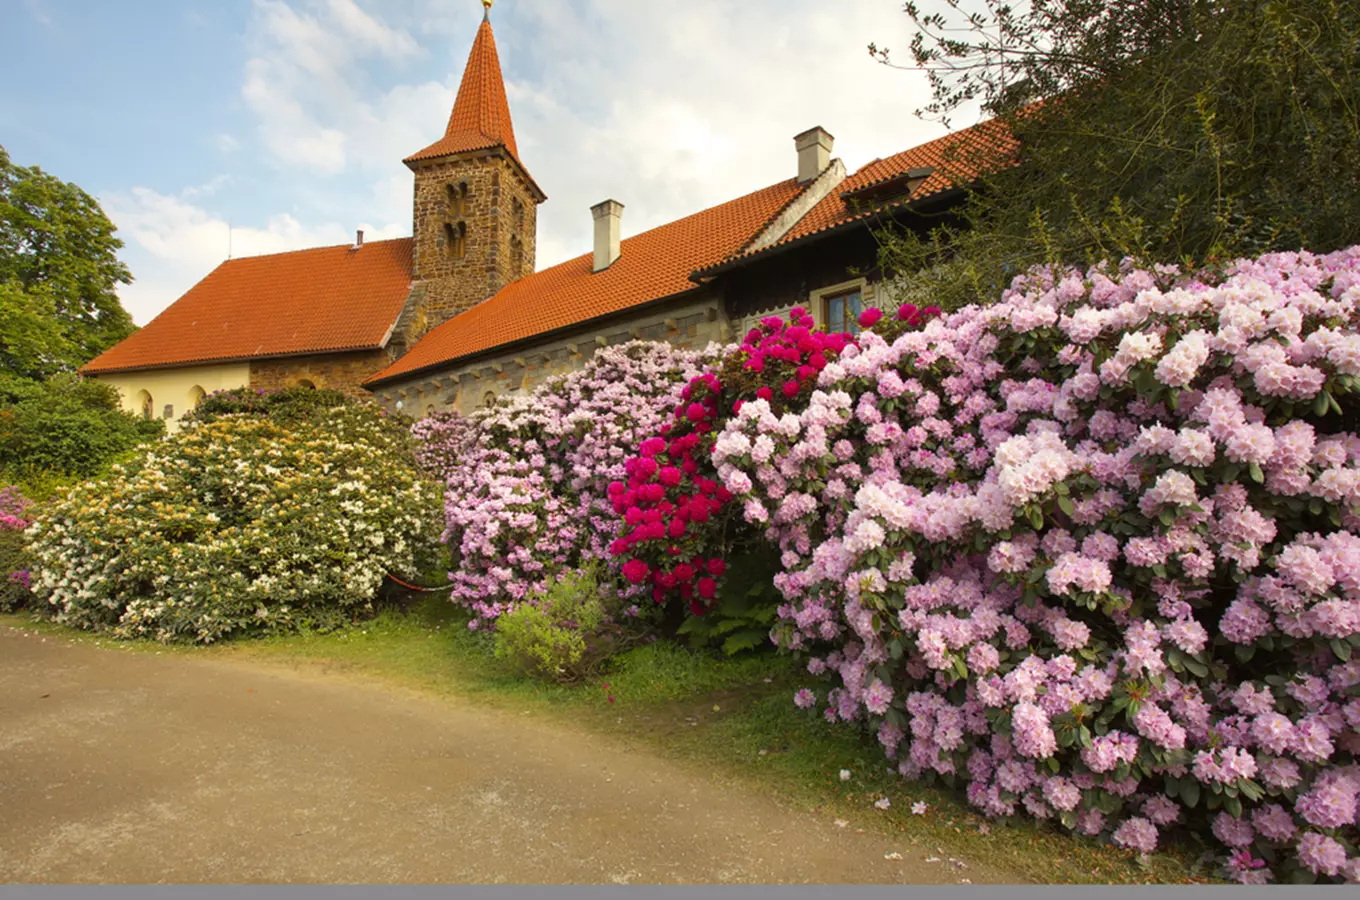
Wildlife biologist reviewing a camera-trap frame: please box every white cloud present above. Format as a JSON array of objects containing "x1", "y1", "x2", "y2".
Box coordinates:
[
  {"x1": 215, "y1": 134, "x2": 242, "y2": 154},
  {"x1": 116, "y1": 1, "x2": 969, "y2": 323},
  {"x1": 242, "y1": 0, "x2": 425, "y2": 175},
  {"x1": 102, "y1": 186, "x2": 403, "y2": 325}
]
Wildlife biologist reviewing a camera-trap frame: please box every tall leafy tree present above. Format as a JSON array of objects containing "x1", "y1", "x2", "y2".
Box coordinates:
[
  {"x1": 0, "y1": 144, "x2": 135, "y2": 379},
  {"x1": 870, "y1": 0, "x2": 1360, "y2": 308}
]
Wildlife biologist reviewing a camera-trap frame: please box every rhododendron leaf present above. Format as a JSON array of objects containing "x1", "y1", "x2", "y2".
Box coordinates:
[
  {"x1": 1027, "y1": 507, "x2": 1044, "y2": 530},
  {"x1": 1239, "y1": 781, "x2": 1264, "y2": 803},
  {"x1": 1233, "y1": 644, "x2": 1255, "y2": 663},
  {"x1": 1330, "y1": 638, "x2": 1351, "y2": 662},
  {"x1": 1158, "y1": 509, "x2": 1175, "y2": 528},
  {"x1": 1224, "y1": 795, "x2": 1242, "y2": 818},
  {"x1": 1057, "y1": 495, "x2": 1075, "y2": 517},
  {"x1": 1313, "y1": 392, "x2": 1331, "y2": 416},
  {"x1": 1222, "y1": 463, "x2": 1241, "y2": 482},
  {"x1": 1181, "y1": 781, "x2": 1200, "y2": 809},
  {"x1": 1248, "y1": 463, "x2": 1264, "y2": 484}
]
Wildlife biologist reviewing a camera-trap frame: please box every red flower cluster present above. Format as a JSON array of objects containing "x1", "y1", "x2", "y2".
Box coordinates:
[
  {"x1": 608, "y1": 308, "x2": 863, "y2": 615},
  {"x1": 609, "y1": 303, "x2": 939, "y2": 617},
  {"x1": 608, "y1": 371, "x2": 734, "y2": 614}
]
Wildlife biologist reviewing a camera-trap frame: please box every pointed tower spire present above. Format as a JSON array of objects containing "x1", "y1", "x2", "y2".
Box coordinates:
[{"x1": 404, "y1": 4, "x2": 521, "y2": 167}]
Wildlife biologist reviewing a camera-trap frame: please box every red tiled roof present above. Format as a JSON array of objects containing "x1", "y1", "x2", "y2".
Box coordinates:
[
  {"x1": 81, "y1": 239, "x2": 414, "y2": 375},
  {"x1": 698, "y1": 117, "x2": 1018, "y2": 274},
  {"x1": 405, "y1": 19, "x2": 521, "y2": 168},
  {"x1": 367, "y1": 178, "x2": 807, "y2": 385}
]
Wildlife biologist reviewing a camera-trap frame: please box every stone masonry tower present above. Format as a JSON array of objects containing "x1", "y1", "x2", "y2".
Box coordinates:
[{"x1": 401, "y1": 2, "x2": 545, "y2": 344}]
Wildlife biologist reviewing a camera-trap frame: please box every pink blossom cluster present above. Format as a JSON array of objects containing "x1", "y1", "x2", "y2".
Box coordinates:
[
  {"x1": 710, "y1": 248, "x2": 1360, "y2": 883},
  {"x1": 609, "y1": 304, "x2": 935, "y2": 612},
  {"x1": 0, "y1": 486, "x2": 33, "y2": 603},
  {"x1": 0, "y1": 486, "x2": 30, "y2": 533},
  {"x1": 412, "y1": 342, "x2": 716, "y2": 628}
]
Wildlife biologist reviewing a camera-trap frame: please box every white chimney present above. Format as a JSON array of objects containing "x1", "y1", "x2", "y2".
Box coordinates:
[
  {"x1": 794, "y1": 127, "x2": 834, "y2": 183},
  {"x1": 353, "y1": 229, "x2": 364, "y2": 250},
  {"x1": 591, "y1": 199, "x2": 623, "y2": 272}
]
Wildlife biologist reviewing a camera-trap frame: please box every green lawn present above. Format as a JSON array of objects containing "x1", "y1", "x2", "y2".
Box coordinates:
[{"x1": 2, "y1": 598, "x2": 1213, "y2": 885}]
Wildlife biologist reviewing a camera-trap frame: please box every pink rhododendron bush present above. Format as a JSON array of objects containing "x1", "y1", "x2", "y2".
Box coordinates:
[
  {"x1": 0, "y1": 485, "x2": 33, "y2": 611},
  {"x1": 609, "y1": 304, "x2": 939, "y2": 615},
  {"x1": 705, "y1": 248, "x2": 1360, "y2": 883},
  {"x1": 414, "y1": 341, "x2": 718, "y2": 629}
]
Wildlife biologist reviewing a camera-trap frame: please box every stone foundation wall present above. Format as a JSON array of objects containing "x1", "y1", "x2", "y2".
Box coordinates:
[
  {"x1": 250, "y1": 349, "x2": 393, "y2": 401},
  {"x1": 370, "y1": 292, "x2": 732, "y2": 418}
]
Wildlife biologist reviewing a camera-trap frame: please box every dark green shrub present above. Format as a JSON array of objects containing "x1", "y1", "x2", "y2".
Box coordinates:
[
  {"x1": 0, "y1": 374, "x2": 163, "y2": 478},
  {"x1": 675, "y1": 547, "x2": 780, "y2": 655}
]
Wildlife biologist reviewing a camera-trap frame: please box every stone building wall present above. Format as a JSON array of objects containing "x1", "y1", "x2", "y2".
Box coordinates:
[
  {"x1": 407, "y1": 149, "x2": 539, "y2": 347},
  {"x1": 249, "y1": 349, "x2": 394, "y2": 401},
  {"x1": 370, "y1": 292, "x2": 732, "y2": 418}
]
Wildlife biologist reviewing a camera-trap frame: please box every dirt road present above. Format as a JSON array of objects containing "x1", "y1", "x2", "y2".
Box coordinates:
[{"x1": 0, "y1": 626, "x2": 1013, "y2": 884}]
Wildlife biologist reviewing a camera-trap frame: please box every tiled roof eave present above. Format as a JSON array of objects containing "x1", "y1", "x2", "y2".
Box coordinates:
[
  {"x1": 402, "y1": 143, "x2": 546, "y2": 202},
  {"x1": 364, "y1": 283, "x2": 711, "y2": 390},
  {"x1": 81, "y1": 341, "x2": 391, "y2": 376},
  {"x1": 690, "y1": 185, "x2": 970, "y2": 282}
]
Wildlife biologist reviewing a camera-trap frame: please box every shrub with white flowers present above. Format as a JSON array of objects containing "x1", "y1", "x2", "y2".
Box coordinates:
[
  {"x1": 706, "y1": 247, "x2": 1360, "y2": 883},
  {"x1": 27, "y1": 407, "x2": 443, "y2": 643}
]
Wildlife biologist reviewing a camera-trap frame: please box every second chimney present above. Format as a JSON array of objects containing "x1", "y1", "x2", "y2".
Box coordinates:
[
  {"x1": 794, "y1": 127, "x2": 834, "y2": 183},
  {"x1": 591, "y1": 199, "x2": 624, "y2": 272},
  {"x1": 353, "y1": 229, "x2": 364, "y2": 250}
]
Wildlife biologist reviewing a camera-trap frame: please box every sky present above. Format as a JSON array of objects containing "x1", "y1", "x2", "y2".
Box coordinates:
[{"x1": 1, "y1": 0, "x2": 961, "y2": 326}]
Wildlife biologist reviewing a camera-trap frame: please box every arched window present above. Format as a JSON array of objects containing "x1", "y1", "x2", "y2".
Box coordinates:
[
  {"x1": 510, "y1": 236, "x2": 523, "y2": 275},
  {"x1": 188, "y1": 385, "x2": 206, "y2": 408},
  {"x1": 444, "y1": 221, "x2": 466, "y2": 259},
  {"x1": 513, "y1": 197, "x2": 524, "y2": 230},
  {"x1": 136, "y1": 390, "x2": 154, "y2": 421},
  {"x1": 483, "y1": 391, "x2": 497, "y2": 408},
  {"x1": 296, "y1": 379, "x2": 316, "y2": 390}
]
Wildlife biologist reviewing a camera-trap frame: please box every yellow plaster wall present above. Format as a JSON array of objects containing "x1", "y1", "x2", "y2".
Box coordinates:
[{"x1": 93, "y1": 362, "x2": 251, "y2": 434}]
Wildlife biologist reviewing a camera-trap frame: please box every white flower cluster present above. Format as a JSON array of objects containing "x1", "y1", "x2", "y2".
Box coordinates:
[{"x1": 27, "y1": 411, "x2": 443, "y2": 643}]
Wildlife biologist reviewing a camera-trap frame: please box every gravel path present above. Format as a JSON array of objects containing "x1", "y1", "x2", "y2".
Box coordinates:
[{"x1": 0, "y1": 626, "x2": 1014, "y2": 884}]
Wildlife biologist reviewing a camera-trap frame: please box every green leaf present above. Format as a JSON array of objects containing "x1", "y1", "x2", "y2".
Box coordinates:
[
  {"x1": 1248, "y1": 462, "x2": 1264, "y2": 484},
  {"x1": 1331, "y1": 638, "x2": 1352, "y2": 662},
  {"x1": 1057, "y1": 494, "x2": 1075, "y2": 517},
  {"x1": 1028, "y1": 506, "x2": 1044, "y2": 530},
  {"x1": 1181, "y1": 780, "x2": 1200, "y2": 809},
  {"x1": 1315, "y1": 392, "x2": 1331, "y2": 416}
]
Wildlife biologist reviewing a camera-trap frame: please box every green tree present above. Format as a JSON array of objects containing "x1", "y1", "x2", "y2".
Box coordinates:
[
  {"x1": 0, "y1": 144, "x2": 136, "y2": 379},
  {"x1": 871, "y1": 0, "x2": 1360, "y2": 308}
]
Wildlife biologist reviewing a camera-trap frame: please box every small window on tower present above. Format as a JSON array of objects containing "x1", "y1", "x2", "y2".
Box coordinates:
[
  {"x1": 510, "y1": 236, "x2": 523, "y2": 275},
  {"x1": 513, "y1": 197, "x2": 524, "y2": 230},
  {"x1": 444, "y1": 221, "x2": 466, "y2": 259},
  {"x1": 447, "y1": 182, "x2": 468, "y2": 217}
]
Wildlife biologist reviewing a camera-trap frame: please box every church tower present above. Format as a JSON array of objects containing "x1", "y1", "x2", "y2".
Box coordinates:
[{"x1": 403, "y1": 1, "x2": 545, "y2": 342}]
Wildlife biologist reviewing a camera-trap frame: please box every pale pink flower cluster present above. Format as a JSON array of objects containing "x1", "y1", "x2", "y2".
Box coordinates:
[{"x1": 711, "y1": 246, "x2": 1360, "y2": 883}]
